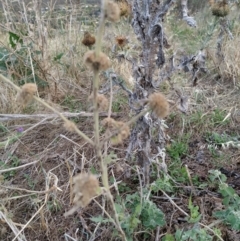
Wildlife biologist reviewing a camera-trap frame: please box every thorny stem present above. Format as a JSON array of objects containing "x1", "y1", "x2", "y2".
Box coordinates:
[
  {"x1": 95, "y1": 0, "x2": 106, "y2": 56},
  {"x1": 92, "y1": 1, "x2": 126, "y2": 240},
  {"x1": 0, "y1": 73, "x2": 94, "y2": 146}
]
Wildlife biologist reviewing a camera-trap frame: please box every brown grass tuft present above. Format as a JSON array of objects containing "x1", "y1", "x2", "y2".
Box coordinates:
[
  {"x1": 16, "y1": 83, "x2": 38, "y2": 107},
  {"x1": 84, "y1": 50, "x2": 111, "y2": 72},
  {"x1": 148, "y1": 92, "x2": 169, "y2": 118},
  {"x1": 105, "y1": 1, "x2": 120, "y2": 22},
  {"x1": 82, "y1": 31, "x2": 96, "y2": 48},
  {"x1": 72, "y1": 173, "x2": 99, "y2": 208}
]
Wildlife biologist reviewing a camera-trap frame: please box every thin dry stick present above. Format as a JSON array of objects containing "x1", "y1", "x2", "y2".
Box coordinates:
[
  {"x1": 0, "y1": 112, "x2": 119, "y2": 121},
  {"x1": 0, "y1": 184, "x2": 58, "y2": 194},
  {"x1": 108, "y1": 77, "x2": 113, "y2": 119},
  {"x1": 66, "y1": 159, "x2": 73, "y2": 204},
  {"x1": 0, "y1": 160, "x2": 39, "y2": 174}
]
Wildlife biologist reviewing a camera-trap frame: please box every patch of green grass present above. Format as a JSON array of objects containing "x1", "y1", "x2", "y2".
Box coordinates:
[
  {"x1": 209, "y1": 109, "x2": 230, "y2": 127},
  {"x1": 0, "y1": 124, "x2": 8, "y2": 137},
  {"x1": 0, "y1": 155, "x2": 20, "y2": 180},
  {"x1": 112, "y1": 94, "x2": 128, "y2": 112},
  {"x1": 167, "y1": 135, "x2": 190, "y2": 184},
  {"x1": 62, "y1": 95, "x2": 83, "y2": 112}
]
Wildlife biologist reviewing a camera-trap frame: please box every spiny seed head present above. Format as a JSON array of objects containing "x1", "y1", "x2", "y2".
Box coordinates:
[
  {"x1": 211, "y1": 2, "x2": 229, "y2": 17},
  {"x1": 115, "y1": 36, "x2": 128, "y2": 47},
  {"x1": 102, "y1": 118, "x2": 130, "y2": 145},
  {"x1": 88, "y1": 93, "x2": 109, "y2": 111},
  {"x1": 17, "y1": 83, "x2": 37, "y2": 107},
  {"x1": 64, "y1": 120, "x2": 76, "y2": 132},
  {"x1": 148, "y1": 92, "x2": 169, "y2": 118},
  {"x1": 84, "y1": 50, "x2": 111, "y2": 72},
  {"x1": 72, "y1": 173, "x2": 99, "y2": 207},
  {"x1": 105, "y1": 1, "x2": 120, "y2": 22},
  {"x1": 102, "y1": 117, "x2": 117, "y2": 127},
  {"x1": 118, "y1": 1, "x2": 131, "y2": 17},
  {"x1": 82, "y1": 31, "x2": 96, "y2": 47}
]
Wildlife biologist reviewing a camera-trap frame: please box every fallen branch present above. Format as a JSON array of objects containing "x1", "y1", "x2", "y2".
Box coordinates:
[{"x1": 0, "y1": 112, "x2": 120, "y2": 122}]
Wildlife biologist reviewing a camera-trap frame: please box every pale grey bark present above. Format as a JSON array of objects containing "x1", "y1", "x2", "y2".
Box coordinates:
[
  {"x1": 128, "y1": 0, "x2": 175, "y2": 185},
  {"x1": 181, "y1": 0, "x2": 197, "y2": 27}
]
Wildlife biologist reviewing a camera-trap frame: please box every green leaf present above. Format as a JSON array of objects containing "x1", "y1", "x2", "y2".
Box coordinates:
[
  {"x1": 90, "y1": 215, "x2": 111, "y2": 224},
  {"x1": 104, "y1": 151, "x2": 117, "y2": 164},
  {"x1": 9, "y1": 32, "x2": 23, "y2": 49},
  {"x1": 162, "y1": 233, "x2": 175, "y2": 241},
  {"x1": 188, "y1": 197, "x2": 201, "y2": 223},
  {"x1": 54, "y1": 53, "x2": 64, "y2": 61}
]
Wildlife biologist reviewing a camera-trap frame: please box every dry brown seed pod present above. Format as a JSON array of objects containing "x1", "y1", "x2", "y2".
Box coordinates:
[
  {"x1": 105, "y1": 1, "x2": 120, "y2": 22},
  {"x1": 82, "y1": 31, "x2": 96, "y2": 48},
  {"x1": 17, "y1": 83, "x2": 37, "y2": 107},
  {"x1": 148, "y1": 92, "x2": 169, "y2": 118},
  {"x1": 89, "y1": 93, "x2": 109, "y2": 111},
  {"x1": 115, "y1": 36, "x2": 128, "y2": 48},
  {"x1": 84, "y1": 50, "x2": 111, "y2": 72},
  {"x1": 211, "y1": 1, "x2": 229, "y2": 17},
  {"x1": 118, "y1": 1, "x2": 131, "y2": 17},
  {"x1": 63, "y1": 120, "x2": 76, "y2": 132},
  {"x1": 72, "y1": 173, "x2": 99, "y2": 208}
]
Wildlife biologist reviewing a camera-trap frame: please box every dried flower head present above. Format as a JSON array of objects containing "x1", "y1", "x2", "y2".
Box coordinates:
[
  {"x1": 17, "y1": 83, "x2": 37, "y2": 107},
  {"x1": 102, "y1": 117, "x2": 130, "y2": 145},
  {"x1": 115, "y1": 36, "x2": 128, "y2": 48},
  {"x1": 88, "y1": 93, "x2": 109, "y2": 111},
  {"x1": 84, "y1": 50, "x2": 111, "y2": 72},
  {"x1": 72, "y1": 173, "x2": 99, "y2": 208},
  {"x1": 105, "y1": 1, "x2": 120, "y2": 22},
  {"x1": 64, "y1": 120, "x2": 76, "y2": 132},
  {"x1": 211, "y1": 1, "x2": 229, "y2": 17},
  {"x1": 82, "y1": 31, "x2": 96, "y2": 48},
  {"x1": 148, "y1": 92, "x2": 169, "y2": 118},
  {"x1": 118, "y1": 1, "x2": 131, "y2": 17}
]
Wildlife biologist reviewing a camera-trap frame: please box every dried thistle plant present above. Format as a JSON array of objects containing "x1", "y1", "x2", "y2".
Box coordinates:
[
  {"x1": 16, "y1": 83, "x2": 37, "y2": 107},
  {"x1": 102, "y1": 117, "x2": 130, "y2": 145},
  {"x1": 84, "y1": 50, "x2": 111, "y2": 72},
  {"x1": 148, "y1": 92, "x2": 169, "y2": 118},
  {"x1": 82, "y1": 31, "x2": 96, "y2": 48},
  {"x1": 105, "y1": 1, "x2": 120, "y2": 22},
  {"x1": 89, "y1": 93, "x2": 109, "y2": 111},
  {"x1": 72, "y1": 173, "x2": 100, "y2": 208}
]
